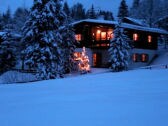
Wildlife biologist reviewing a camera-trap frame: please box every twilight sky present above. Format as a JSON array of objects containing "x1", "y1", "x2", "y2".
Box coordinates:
[{"x1": 0, "y1": 0, "x2": 133, "y2": 17}]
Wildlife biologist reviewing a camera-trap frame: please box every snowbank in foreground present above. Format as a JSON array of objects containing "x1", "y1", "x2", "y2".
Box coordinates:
[{"x1": 0, "y1": 69, "x2": 168, "y2": 126}]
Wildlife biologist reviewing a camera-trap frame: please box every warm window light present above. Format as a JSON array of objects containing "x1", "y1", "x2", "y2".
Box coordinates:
[
  {"x1": 142, "y1": 54, "x2": 146, "y2": 62},
  {"x1": 148, "y1": 35, "x2": 152, "y2": 43},
  {"x1": 141, "y1": 54, "x2": 148, "y2": 62},
  {"x1": 133, "y1": 53, "x2": 138, "y2": 62},
  {"x1": 133, "y1": 33, "x2": 138, "y2": 41},
  {"x1": 101, "y1": 32, "x2": 106, "y2": 40},
  {"x1": 97, "y1": 30, "x2": 101, "y2": 34},
  {"x1": 75, "y1": 34, "x2": 81, "y2": 41}
]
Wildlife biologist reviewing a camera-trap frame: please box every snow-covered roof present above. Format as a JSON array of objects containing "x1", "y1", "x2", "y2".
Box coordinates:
[
  {"x1": 72, "y1": 19, "x2": 168, "y2": 35},
  {"x1": 123, "y1": 17, "x2": 148, "y2": 27}
]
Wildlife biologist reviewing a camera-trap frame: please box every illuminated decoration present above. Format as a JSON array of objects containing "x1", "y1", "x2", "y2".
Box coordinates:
[
  {"x1": 148, "y1": 35, "x2": 152, "y2": 43},
  {"x1": 133, "y1": 33, "x2": 138, "y2": 41},
  {"x1": 74, "y1": 52, "x2": 81, "y2": 61},
  {"x1": 75, "y1": 34, "x2": 81, "y2": 41},
  {"x1": 77, "y1": 47, "x2": 90, "y2": 74}
]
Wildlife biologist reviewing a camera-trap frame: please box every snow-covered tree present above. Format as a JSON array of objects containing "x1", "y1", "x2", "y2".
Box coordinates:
[
  {"x1": 13, "y1": 7, "x2": 29, "y2": 33},
  {"x1": 60, "y1": 23, "x2": 76, "y2": 73},
  {"x1": 108, "y1": 23, "x2": 132, "y2": 72},
  {"x1": 86, "y1": 4, "x2": 97, "y2": 19},
  {"x1": 22, "y1": 0, "x2": 67, "y2": 80},
  {"x1": 2, "y1": 7, "x2": 14, "y2": 32},
  {"x1": 0, "y1": 32, "x2": 16, "y2": 74},
  {"x1": 78, "y1": 47, "x2": 90, "y2": 74},
  {"x1": 117, "y1": 0, "x2": 129, "y2": 20},
  {"x1": 130, "y1": 0, "x2": 165, "y2": 27},
  {"x1": 63, "y1": 1, "x2": 70, "y2": 17},
  {"x1": 98, "y1": 10, "x2": 114, "y2": 21},
  {"x1": 129, "y1": 0, "x2": 140, "y2": 18},
  {"x1": 71, "y1": 3, "x2": 86, "y2": 21},
  {"x1": 0, "y1": 13, "x2": 3, "y2": 30}
]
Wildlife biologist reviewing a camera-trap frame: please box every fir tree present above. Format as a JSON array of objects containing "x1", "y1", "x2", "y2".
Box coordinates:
[
  {"x1": 86, "y1": 4, "x2": 97, "y2": 19},
  {"x1": 117, "y1": 0, "x2": 129, "y2": 20},
  {"x1": 22, "y1": 0, "x2": 67, "y2": 80},
  {"x1": 0, "y1": 32, "x2": 16, "y2": 74},
  {"x1": 130, "y1": 0, "x2": 140, "y2": 18},
  {"x1": 108, "y1": 23, "x2": 132, "y2": 72},
  {"x1": 2, "y1": 7, "x2": 14, "y2": 32},
  {"x1": 60, "y1": 21, "x2": 76, "y2": 73},
  {"x1": 71, "y1": 3, "x2": 86, "y2": 21},
  {"x1": 0, "y1": 13, "x2": 3, "y2": 30},
  {"x1": 13, "y1": 7, "x2": 29, "y2": 33},
  {"x1": 78, "y1": 47, "x2": 90, "y2": 74},
  {"x1": 63, "y1": 1, "x2": 70, "y2": 17}
]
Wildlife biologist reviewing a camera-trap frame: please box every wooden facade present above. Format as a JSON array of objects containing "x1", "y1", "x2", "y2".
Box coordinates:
[{"x1": 73, "y1": 19, "x2": 168, "y2": 68}]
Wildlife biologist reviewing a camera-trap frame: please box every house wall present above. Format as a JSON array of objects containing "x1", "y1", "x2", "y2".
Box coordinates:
[{"x1": 128, "y1": 49, "x2": 157, "y2": 69}]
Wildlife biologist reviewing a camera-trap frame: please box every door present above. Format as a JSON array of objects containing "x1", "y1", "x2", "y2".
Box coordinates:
[{"x1": 93, "y1": 53, "x2": 102, "y2": 67}]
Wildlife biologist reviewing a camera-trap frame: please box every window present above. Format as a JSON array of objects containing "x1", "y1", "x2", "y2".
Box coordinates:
[
  {"x1": 132, "y1": 53, "x2": 149, "y2": 62},
  {"x1": 75, "y1": 34, "x2": 82, "y2": 41},
  {"x1": 141, "y1": 54, "x2": 148, "y2": 62},
  {"x1": 93, "y1": 54, "x2": 97, "y2": 67},
  {"x1": 148, "y1": 35, "x2": 152, "y2": 43},
  {"x1": 133, "y1": 33, "x2": 138, "y2": 41},
  {"x1": 96, "y1": 30, "x2": 101, "y2": 41},
  {"x1": 132, "y1": 53, "x2": 139, "y2": 62},
  {"x1": 101, "y1": 32, "x2": 107, "y2": 40}
]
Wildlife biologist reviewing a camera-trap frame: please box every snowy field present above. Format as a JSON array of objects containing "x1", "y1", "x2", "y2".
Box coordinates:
[{"x1": 0, "y1": 69, "x2": 168, "y2": 126}]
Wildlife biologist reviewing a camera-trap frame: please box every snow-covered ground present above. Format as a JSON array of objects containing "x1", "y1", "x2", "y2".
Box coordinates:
[{"x1": 0, "y1": 69, "x2": 168, "y2": 126}]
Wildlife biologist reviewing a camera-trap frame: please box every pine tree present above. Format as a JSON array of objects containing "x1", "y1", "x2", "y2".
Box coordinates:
[
  {"x1": 108, "y1": 23, "x2": 132, "y2": 72},
  {"x1": 86, "y1": 4, "x2": 97, "y2": 19},
  {"x1": 117, "y1": 0, "x2": 129, "y2": 20},
  {"x1": 71, "y1": 3, "x2": 86, "y2": 21},
  {"x1": 60, "y1": 22, "x2": 76, "y2": 73},
  {"x1": 130, "y1": 0, "x2": 140, "y2": 18},
  {"x1": 63, "y1": 2, "x2": 70, "y2": 17},
  {"x1": 0, "y1": 32, "x2": 16, "y2": 74},
  {"x1": 22, "y1": 0, "x2": 67, "y2": 80},
  {"x1": 13, "y1": 7, "x2": 29, "y2": 33},
  {"x1": 2, "y1": 7, "x2": 14, "y2": 32}
]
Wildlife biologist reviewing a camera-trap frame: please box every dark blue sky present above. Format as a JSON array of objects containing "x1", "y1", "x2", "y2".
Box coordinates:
[{"x1": 0, "y1": 0, "x2": 133, "y2": 17}]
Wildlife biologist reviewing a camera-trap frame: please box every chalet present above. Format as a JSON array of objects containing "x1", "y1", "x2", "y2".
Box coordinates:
[{"x1": 72, "y1": 18, "x2": 168, "y2": 69}]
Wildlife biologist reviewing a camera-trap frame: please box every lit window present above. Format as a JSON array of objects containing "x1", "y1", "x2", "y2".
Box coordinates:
[
  {"x1": 133, "y1": 33, "x2": 138, "y2": 41},
  {"x1": 97, "y1": 30, "x2": 101, "y2": 34},
  {"x1": 96, "y1": 30, "x2": 101, "y2": 41},
  {"x1": 132, "y1": 53, "x2": 139, "y2": 62},
  {"x1": 141, "y1": 54, "x2": 148, "y2": 62},
  {"x1": 101, "y1": 32, "x2": 107, "y2": 40},
  {"x1": 148, "y1": 35, "x2": 152, "y2": 43},
  {"x1": 75, "y1": 34, "x2": 81, "y2": 41}
]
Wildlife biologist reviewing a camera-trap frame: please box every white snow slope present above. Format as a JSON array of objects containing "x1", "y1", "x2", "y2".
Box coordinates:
[{"x1": 0, "y1": 69, "x2": 168, "y2": 126}]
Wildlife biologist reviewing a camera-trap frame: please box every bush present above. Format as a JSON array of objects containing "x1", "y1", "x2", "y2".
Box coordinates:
[{"x1": 0, "y1": 71, "x2": 37, "y2": 84}]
